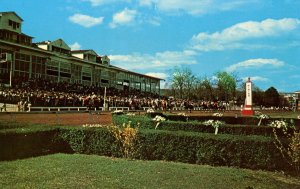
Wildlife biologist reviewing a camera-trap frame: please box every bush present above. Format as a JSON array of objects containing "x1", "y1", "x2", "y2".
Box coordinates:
[
  {"x1": 165, "y1": 115, "x2": 300, "y2": 127},
  {"x1": 0, "y1": 129, "x2": 70, "y2": 160},
  {"x1": 56, "y1": 127, "x2": 290, "y2": 172},
  {"x1": 113, "y1": 115, "x2": 292, "y2": 137},
  {"x1": 145, "y1": 112, "x2": 165, "y2": 118},
  {"x1": 0, "y1": 122, "x2": 295, "y2": 173},
  {"x1": 57, "y1": 127, "x2": 123, "y2": 157},
  {"x1": 113, "y1": 114, "x2": 154, "y2": 128}
]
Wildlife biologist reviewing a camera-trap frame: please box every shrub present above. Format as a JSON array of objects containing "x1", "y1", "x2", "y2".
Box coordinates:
[
  {"x1": 112, "y1": 115, "x2": 276, "y2": 137},
  {"x1": 1, "y1": 121, "x2": 296, "y2": 173},
  {"x1": 269, "y1": 119, "x2": 300, "y2": 174},
  {"x1": 0, "y1": 128, "x2": 70, "y2": 160},
  {"x1": 166, "y1": 115, "x2": 300, "y2": 127},
  {"x1": 113, "y1": 115, "x2": 154, "y2": 128},
  {"x1": 58, "y1": 127, "x2": 122, "y2": 157},
  {"x1": 56, "y1": 127, "x2": 290, "y2": 172}
]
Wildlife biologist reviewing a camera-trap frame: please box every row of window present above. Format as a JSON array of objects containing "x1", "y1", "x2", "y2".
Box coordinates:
[
  {"x1": 6, "y1": 51, "x2": 157, "y2": 84},
  {"x1": 0, "y1": 48, "x2": 159, "y2": 91},
  {"x1": 8, "y1": 20, "x2": 20, "y2": 30},
  {"x1": 0, "y1": 30, "x2": 32, "y2": 45}
]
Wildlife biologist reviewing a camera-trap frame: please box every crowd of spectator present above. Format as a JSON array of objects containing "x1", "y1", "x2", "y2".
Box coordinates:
[
  {"x1": 0, "y1": 77, "x2": 238, "y2": 112},
  {"x1": 2, "y1": 76, "x2": 295, "y2": 112}
]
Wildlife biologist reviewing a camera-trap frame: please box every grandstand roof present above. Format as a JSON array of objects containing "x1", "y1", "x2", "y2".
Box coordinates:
[
  {"x1": 110, "y1": 65, "x2": 164, "y2": 81},
  {"x1": 0, "y1": 11, "x2": 23, "y2": 21}
]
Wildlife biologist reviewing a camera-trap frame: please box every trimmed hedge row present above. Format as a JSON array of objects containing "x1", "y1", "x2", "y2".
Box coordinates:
[
  {"x1": 165, "y1": 114, "x2": 300, "y2": 126},
  {"x1": 0, "y1": 129, "x2": 71, "y2": 160},
  {"x1": 112, "y1": 115, "x2": 293, "y2": 137},
  {"x1": 193, "y1": 116, "x2": 300, "y2": 127},
  {"x1": 144, "y1": 112, "x2": 300, "y2": 126},
  {"x1": 56, "y1": 127, "x2": 289, "y2": 172},
  {"x1": 0, "y1": 123, "x2": 293, "y2": 172}
]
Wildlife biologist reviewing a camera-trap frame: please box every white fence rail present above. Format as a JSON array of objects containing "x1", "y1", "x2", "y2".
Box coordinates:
[
  {"x1": 108, "y1": 107, "x2": 129, "y2": 111},
  {"x1": 0, "y1": 103, "x2": 18, "y2": 112},
  {"x1": 28, "y1": 106, "x2": 104, "y2": 112}
]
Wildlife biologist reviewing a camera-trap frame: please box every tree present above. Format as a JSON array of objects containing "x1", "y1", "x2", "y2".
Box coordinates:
[
  {"x1": 252, "y1": 86, "x2": 264, "y2": 106},
  {"x1": 215, "y1": 71, "x2": 237, "y2": 101},
  {"x1": 196, "y1": 76, "x2": 215, "y2": 100},
  {"x1": 263, "y1": 87, "x2": 280, "y2": 107},
  {"x1": 171, "y1": 66, "x2": 197, "y2": 99}
]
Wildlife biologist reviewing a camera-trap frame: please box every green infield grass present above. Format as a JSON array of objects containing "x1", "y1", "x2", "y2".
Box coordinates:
[{"x1": 0, "y1": 153, "x2": 299, "y2": 189}]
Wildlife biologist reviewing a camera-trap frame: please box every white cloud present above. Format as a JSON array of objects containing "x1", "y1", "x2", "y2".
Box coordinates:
[
  {"x1": 109, "y1": 8, "x2": 137, "y2": 28},
  {"x1": 109, "y1": 50, "x2": 197, "y2": 71},
  {"x1": 83, "y1": 0, "x2": 129, "y2": 6},
  {"x1": 191, "y1": 18, "x2": 300, "y2": 51},
  {"x1": 69, "y1": 14, "x2": 104, "y2": 28},
  {"x1": 145, "y1": 72, "x2": 169, "y2": 88},
  {"x1": 139, "y1": 0, "x2": 153, "y2": 7},
  {"x1": 83, "y1": 0, "x2": 108, "y2": 6},
  {"x1": 226, "y1": 58, "x2": 285, "y2": 72},
  {"x1": 69, "y1": 42, "x2": 81, "y2": 50},
  {"x1": 85, "y1": 0, "x2": 257, "y2": 15},
  {"x1": 141, "y1": 0, "x2": 259, "y2": 15},
  {"x1": 145, "y1": 72, "x2": 167, "y2": 80},
  {"x1": 242, "y1": 76, "x2": 269, "y2": 82},
  {"x1": 109, "y1": 50, "x2": 197, "y2": 89},
  {"x1": 147, "y1": 16, "x2": 161, "y2": 26}
]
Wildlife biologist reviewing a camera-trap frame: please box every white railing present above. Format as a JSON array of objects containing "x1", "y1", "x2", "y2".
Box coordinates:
[
  {"x1": 108, "y1": 107, "x2": 129, "y2": 111},
  {"x1": 28, "y1": 106, "x2": 103, "y2": 112}
]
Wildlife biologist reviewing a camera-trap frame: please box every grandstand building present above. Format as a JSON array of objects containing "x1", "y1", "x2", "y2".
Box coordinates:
[{"x1": 0, "y1": 11, "x2": 161, "y2": 94}]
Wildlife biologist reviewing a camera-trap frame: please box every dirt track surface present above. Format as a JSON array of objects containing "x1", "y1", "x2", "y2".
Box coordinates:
[
  {"x1": 0, "y1": 111, "x2": 234, "y2": 126},
  {"x1": 0, "y1": 110, "x2": 243, "y2": 126},
  {"x1": 1, "y1": 110, "x2": 297, "y2": 126},
  {"x1": 0, "y1": 112, "x2": 113, "y2": 126}
]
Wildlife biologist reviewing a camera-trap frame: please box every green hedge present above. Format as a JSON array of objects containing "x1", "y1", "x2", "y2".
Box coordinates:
[
  {"x1": 56, "y1": 127, "x2": 289, "y2": 172},
  {"x1": 0, "y1": 122, "x2": 293, "y2": 173},
  {"x1": 166, "y1": 115, "x2": 300, "y2": 126},
  {"x1": 0, "y1": 129, "x2": 71, "y2": 161},
  {"x1": 112, "y1": 115, "x2": 294, "y2": 137},
  {"x1": 58, "y1": 127, "x2": 122, "y2": 157}
]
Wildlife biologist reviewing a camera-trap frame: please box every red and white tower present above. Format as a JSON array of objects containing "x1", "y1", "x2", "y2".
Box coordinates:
[{"x1": 242, "y1": 77, "x2": 254, "y2": 116}]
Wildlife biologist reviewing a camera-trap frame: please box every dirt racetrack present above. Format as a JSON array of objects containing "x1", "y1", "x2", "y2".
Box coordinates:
[
  {"x1": 0, "y1": 110, "x2": 238, "y2": 126},
  {"x1": 0, "y1": 110, "x2": 298, "y2": 126},
  {"x1": 0, "y1": 112, "x2": 113, "y2": 126}
]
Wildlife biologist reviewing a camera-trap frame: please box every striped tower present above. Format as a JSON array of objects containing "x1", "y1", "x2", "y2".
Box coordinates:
[{"x1": 242, "y1": 77, "x2": 254, "y2": 116}]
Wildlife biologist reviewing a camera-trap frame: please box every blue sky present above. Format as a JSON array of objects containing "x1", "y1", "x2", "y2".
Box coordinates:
[{"x1": 1, "y1": 0, "x2": 300, "y2": 92}]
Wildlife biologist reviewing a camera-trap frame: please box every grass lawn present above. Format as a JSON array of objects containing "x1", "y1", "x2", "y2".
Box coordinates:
[
  {"x1": 0, "y1": 154, "x2": 299, "y2": 189},
  {"x1": 265, "y1": 111, "x2": 299, "y2": 119}
]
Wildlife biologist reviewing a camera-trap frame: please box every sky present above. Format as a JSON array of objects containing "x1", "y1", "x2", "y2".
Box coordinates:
[{"x1": 1, "y1": 0, "x2": 300, "y2": 92}]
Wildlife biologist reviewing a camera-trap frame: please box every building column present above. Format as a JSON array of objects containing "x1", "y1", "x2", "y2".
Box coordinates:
[
  {"x1": 58, "y1": 61, "x2": 60, "y2": 82},
  {"x1": 29, "y1": 55, "x2": 32, "y2": 78},
  {"x1": 158, "y1": 81, "x2": 160, "y2": 95}
]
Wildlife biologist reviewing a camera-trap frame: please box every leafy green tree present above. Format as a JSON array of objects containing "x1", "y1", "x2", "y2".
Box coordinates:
[
  {"x1": 215, "y1": 71, "x2": 237, "y2": 101},
  {"x1": 171, "y1": 66, "x2": 197, "y2": 99},
  {"x1": 171, "y1": 67, "x2": 186, "y2": 99},
  {"x1": 197, "y1": 76, "x2": 215, "y2": 100},
  {"x1": 184, "y1": 71, "x2": 198, "y2": 100},
  {"x1": 252, "y1": 86, "x2": 264, "y2": 106},
  {"x1": 263, "y1": 87, "x2": 280, "y2": 107}
]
